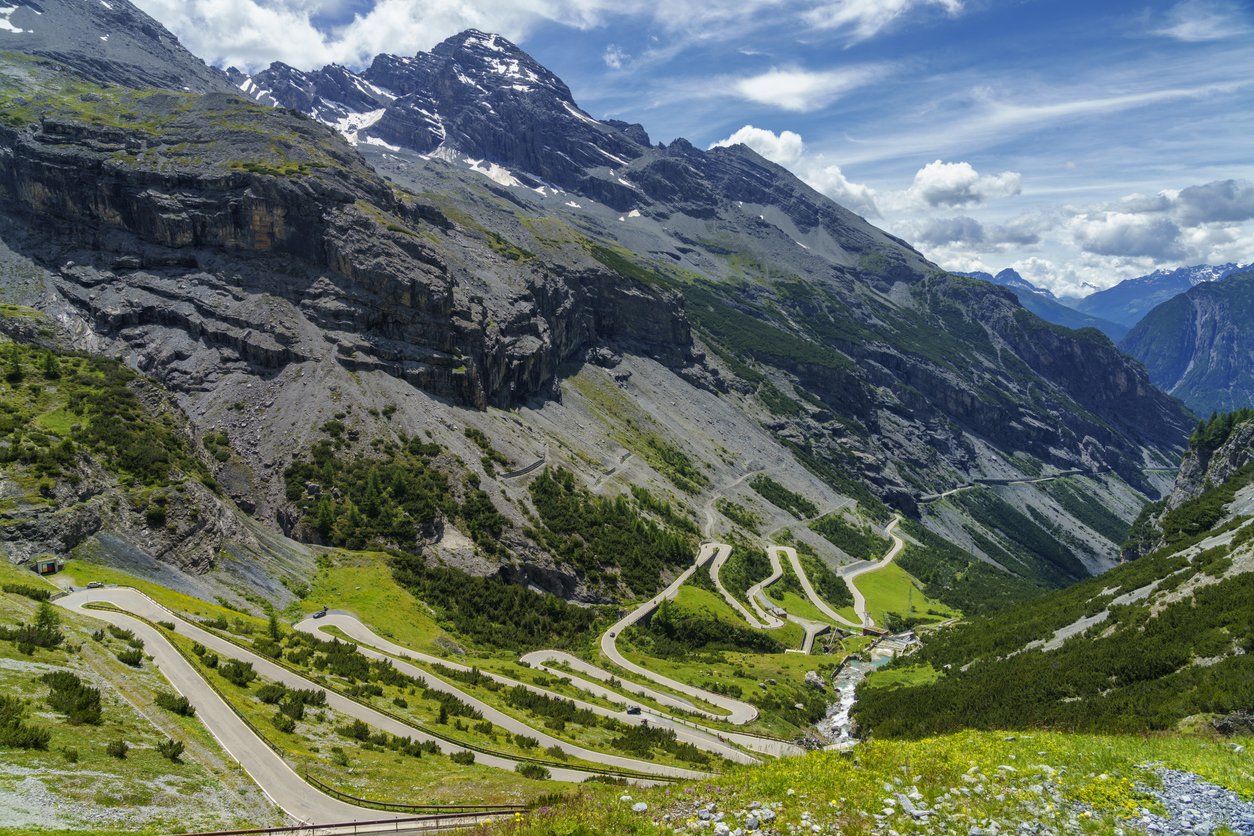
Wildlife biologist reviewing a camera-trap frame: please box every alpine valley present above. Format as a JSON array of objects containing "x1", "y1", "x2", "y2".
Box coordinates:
[{"x1": 0, "y1": 1, "x2": 1249, "y2": 834}]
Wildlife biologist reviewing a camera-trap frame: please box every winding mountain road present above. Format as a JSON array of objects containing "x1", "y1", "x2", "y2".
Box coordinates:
[
  {"x1": 708, "y1": 545, "x2": 769, "y2": 628},
  {"x1": 596, "y1": 543, "x2": 761, "y2": 724},
  {"x1": 839, "y1": 516, "x2": 905, "y2": 628},
  {"x1": 918, "y1": 469, "x2": 1108, "y2": 503},
  {"x1": 54, "y1": 587, "x2": 675, "y2": 812},
  {"x1": 717, "y1": 546, "x2": 832, "y2": 656},
  {"x1": 299, "y1": 613, "x2": 753, "y2": 767},
  {"x1": 772, "y1": 546, "x2": 863, "y2": 630},
  {"x1": 55, "y1": 529, "x2": 823, "y2": 820},
  {"x1": 55, "y1": 589, "x2": 500, "y2": 828}
]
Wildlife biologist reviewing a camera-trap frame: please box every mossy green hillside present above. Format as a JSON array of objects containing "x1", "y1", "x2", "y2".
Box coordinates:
[
  {"x1": 0, "y1": 341, "x2": 208, "y2": 519},
  {"x1": 0, "y1": 55, "x2": 373, "y2": 182}
]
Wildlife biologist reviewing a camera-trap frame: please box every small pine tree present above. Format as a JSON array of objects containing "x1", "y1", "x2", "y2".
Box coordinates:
[
  {"x1": 156, "y1": 738, "x2": 184, "y2": 762},
  {"x1": 3, "y1": 350, "x2": 21, "y2": 384},
  {"x1": 40, "y1": 353, "x2": 60, "y2": 380}
]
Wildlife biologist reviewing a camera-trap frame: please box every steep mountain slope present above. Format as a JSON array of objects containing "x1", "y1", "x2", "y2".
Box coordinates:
[
  {"x1": 958, "y1": 269, "x2": 1127, "y2": 339},
  {"x1": 1120, "y1": 271, "x2": 1254, "y2": 414},
  {"x1": 0, "y1": 0, "x2": 1193, "y2": 607},
  {"x1": 1065, "y1": 263, "x2": 1250, "y2": 329},
  {"x1": 856, "y1": 409, "x2": 1254, "y2": 737},
  {"x1": 0, "y1": 0, "x2": 231, "y2": 92}
]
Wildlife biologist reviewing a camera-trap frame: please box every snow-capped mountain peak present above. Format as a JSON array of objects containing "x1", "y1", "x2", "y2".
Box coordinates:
[{"x1": 229, "y1": 30, "x2": 654, "y2": 202}]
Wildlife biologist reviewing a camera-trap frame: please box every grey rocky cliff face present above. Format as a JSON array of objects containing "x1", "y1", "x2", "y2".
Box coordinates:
[
  {"x1": 5, "y1": 0, "x2": 233, "y2": 94},
  {"x1": 1168, "y1": 421, "x2": 1254, "y2": 511},
  {"x1": 0, "y1": 1, "x2": 1201, "y2": 598},
  {"x1": 0, "y1": 92, "x2": 698, "y2": 411}
]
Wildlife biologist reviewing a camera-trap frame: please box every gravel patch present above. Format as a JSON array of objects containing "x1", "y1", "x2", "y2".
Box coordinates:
[
  {"x1": 631, "y1": 760, "x2": 1254, "y2": 835},
  {"x1": 1133, "y1": 767, "x2": 1254, "y2": 835}
]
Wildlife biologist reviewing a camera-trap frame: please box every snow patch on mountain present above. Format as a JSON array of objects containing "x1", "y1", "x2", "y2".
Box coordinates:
[
  {"x1": 468, "y1": 159, "x2": 522, "y2": 188},
  {"x1": 0, "y1": 6, "x2": 27, "y2": 33},
  {"x1": 334, "y1": 108, "x2": 386, "y2": 145},
  {"x1": 364, "y1": 136, "x2": 401, "y2": 152},
  {"x1": 562, "y1": 101, "x2": 598, "y2": 125}
]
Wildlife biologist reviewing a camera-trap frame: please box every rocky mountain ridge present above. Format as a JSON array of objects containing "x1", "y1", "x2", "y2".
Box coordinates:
[
  {"x1": 1120, "y1": 271, "x2": 1254, "y2": 414},
  {"x1": 956, "y1": 269, "x2": 1128, "y2": 340},
  {"x1": 230, "y1": 30, "x2": 655, "y2": 206},
  {"x1": 1168, "y1": 410, "x2": 1254, "y2": 510},
  {"x1": 0, "y1": 0, "x2": 232, "y2": 93},
  {"x1": 857, "y1": 407, "x2": 1254, "y2": 739}
]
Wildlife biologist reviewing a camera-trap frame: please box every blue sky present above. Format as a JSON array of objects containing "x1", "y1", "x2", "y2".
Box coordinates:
[{"x1": 135, "y1": 0, "x2": 1254, "y2": 296}]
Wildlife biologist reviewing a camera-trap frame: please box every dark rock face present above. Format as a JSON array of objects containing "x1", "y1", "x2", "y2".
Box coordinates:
[
  {"x1": 752, "y1": 274, "x2": 1193, "y2": 501},
  {"x1": 0, "y1": 0, "x2": 1194, "y2": 534},
  {"x1": 1121, "y1": 271, "x2": 1254, "y2": 414},
  {"x1": 1167, "y1": 419, "x2": 1254, "y2": 511}
]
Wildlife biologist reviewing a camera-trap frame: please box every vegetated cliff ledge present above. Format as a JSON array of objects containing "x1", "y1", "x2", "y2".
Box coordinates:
[{"x1": 0, "y1": 71, "x2": 700, "y2": 409}]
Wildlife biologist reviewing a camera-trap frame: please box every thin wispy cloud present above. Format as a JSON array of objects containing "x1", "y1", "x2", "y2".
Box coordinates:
[
  {"x1": 828, "y1": 78, "x2": 1253, "y2": 167},
  {"x1": 602, "y1": 44, "x2": 628, "y2": 69},
  {"x1": 1153, "y1": 0, "x2": 1253, "y2": 42},
  {"x1": 803, "y1": 0, "x2": 963, "y2": 42}
]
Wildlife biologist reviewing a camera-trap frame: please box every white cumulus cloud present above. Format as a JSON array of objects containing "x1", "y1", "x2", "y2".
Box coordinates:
[
  {"x1": 602, "y1": 44, "x2": 628, "y2": 69},
  {"x1": 1172, "y1": 179, "x2": 1254, "y2": 225},
  {"x1": 714, "y1": 125, "x2": 806, "y2": 165},
  {"x1": 893, "y1": 160, "x2": 1022, "y2": 209},
  {"x1": 711, "y1": 125, "x2": 880, "y2": 217},
  {"x1": 1069, "y1": 212, "x2": 1184, "y2": 260},
  {"x1": 133, "y1": 0, "x2": 629, "y2": 71}
]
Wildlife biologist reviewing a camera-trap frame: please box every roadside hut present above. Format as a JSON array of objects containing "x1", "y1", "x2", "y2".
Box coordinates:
[{"x1": 32, "y1": 556, "x2": 60, "y2": 576}]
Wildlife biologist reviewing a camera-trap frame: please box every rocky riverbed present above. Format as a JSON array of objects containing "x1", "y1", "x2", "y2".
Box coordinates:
[{"x1": 814, "y1": 655, "x2": 889, "y2": 749}]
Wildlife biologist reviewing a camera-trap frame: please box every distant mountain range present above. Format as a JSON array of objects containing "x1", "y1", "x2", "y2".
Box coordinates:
[
  {"x1": 1064, "y1": 263, "x2": 1250, "y2": 329},
  {"x1": 961, "y1": 263, "x2": 1254, "y2": 413},
  {"x1": 960, "y1": 263, "x2": 1253, "y2": 346},
  {"x1": 955, "y1": 269, "x2": 1128, "y2": 340},
  {"x1": 1120, "y1": 270, "x2": 1254, "y2": 415}
]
